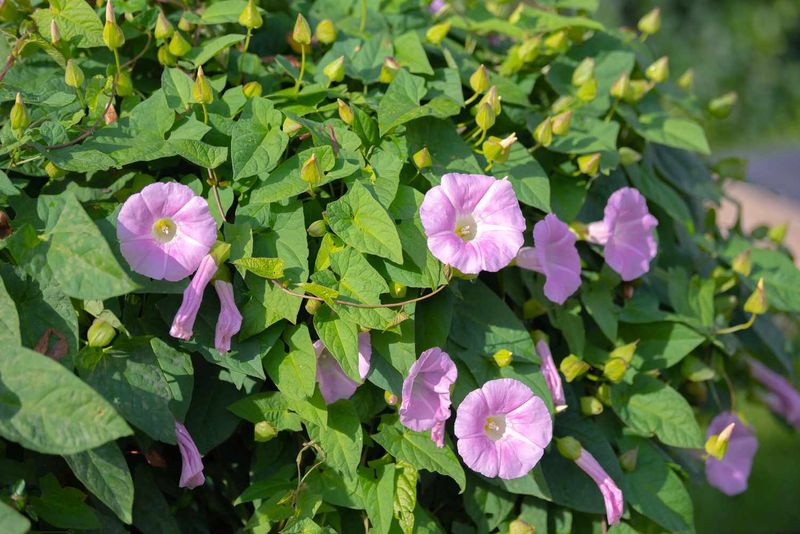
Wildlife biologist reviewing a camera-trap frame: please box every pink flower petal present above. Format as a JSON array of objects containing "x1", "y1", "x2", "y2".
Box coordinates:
[
  {"x1": 705, "y1": 411, "x2": 758, "y2": 496},
  {"x1": 533, "y1": 214, "x2": 581, "y2": 304},
  {"x1": 575, "y1": 449, "x2": 624, "y2": 525},
  {"x1": 399, "y1": 348, "x2": 458, "y2": 439},
  {"x1": 314, "y1": 335, "x2": 371, "y2": 404},
  {"x1": 439, "y1": 173, "x2": 495, "y2": 214},
  {"x1": 536, "y1": 339, "x2": 566, "y2": 411}
]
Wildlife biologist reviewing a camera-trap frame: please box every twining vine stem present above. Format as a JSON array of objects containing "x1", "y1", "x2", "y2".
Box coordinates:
[{"x1": 45, "y1": 77, "x2": 118, "y2": 150}]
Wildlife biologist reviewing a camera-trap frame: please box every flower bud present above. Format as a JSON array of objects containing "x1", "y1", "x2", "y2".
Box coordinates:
[
  {"x1": 0, "y1": 210, "x2": 12, "y2": 239},
  {"x1": 544, "y1": 30, "x2": 569, "y2": 54},
  {"x1": 254, "y1": 420, "x2": 278, "y2": 442},
  {"x1": 384, "y1": 390, "x2": 398, "y2": 406},
  {"x1": 517, "y1": 36, "x2": 540, "y2": 63},
  {"x1": 178, "y1": 14, "x2": 193, "y2": 32},
  {"x1": 603, "y1": 358, "x2": 627, "y2": 383},
  {"x1": 87, "y1": 318, "x2": 116, "y2": 348},
  {"x1": 560, "y1": 354, "x2": 590, "y2": 382},
  {"x1": 610, "y1": 340, "x2": 637, "y2": 363},
  {"x1": 576, "y1": 79, "x2": 597, "y2": 101},
  {"x1": 492, "y1": 349, "x2": 513, "y2": 368},
  {"x1": 508, "y1": 519, "x2": 534, "y2": 534},
  {"x1": 619, "y1": 447, "x2": 638, "y2": 472},
  {"x1": 577, "y1": 152, "x2": 601, "y2": 176},
  {"x1": 638, "y1": 7, "x2": 661, "y2": 36},
  {"x1": 555, "y1": 436, "x2": 582, "y2": 461},
  {"x1": 292, "y1": 13, "x2": 311, "y2": 45},
  {"x1": 580, "y1": 396, "x2": 604, "y2": 416},
  {"x1": 103, "y1": 0, "x2": 125, "y2": 50},
  {"x1": 768, "y1": 222, "x2": 788, "y2": 245},
  {"x1": 475, "y1": 101, "x2": 496, "y2": 131},
  {"x1": 323, "y1": 55, "x2": 345, "y2": 83},
  {"x1": 551, "y1": 95, "x2": 574, "y2": 114},
  {"x1": 681, "y1": 355, "x2": 716, "y2": 382},
  {"x1": 618, "y1": 147, "x2": 641, "y2": 166},
  {"x1": 677, "y1": 68, "x2": 694, "y2": 91},
  {"x1": 64, "y1": 59, "x2": 85, "y2": 88},
  {"x1": 304, "y1": 298, "x2": 321, "y2": 315},
  {"x1": 731, "y1": 249, "x2": 751, "y2": 276},
  {"x1": 300, "y1": 153, "x2": 322, "y2": 186},
  {"x1": 744, "y1": 278, "x2": 768, "y2": 315},
  {"x1": 44, "y1": 161, "x2": 66, "y2": 179},
  {"x1": 379, "y1": 56, "x2": 400, "y2": 83},
  {"x1": 482, "y1": 133, "x2": 516, "y2": 164},
  {"x1": 307, "y1": 219, "x2": 328, "y2": 237},
  {"x1": 469, "y1": 64, "x2": 490, "y2": 95},
  {"x1": 625, "y1": 79, "x2": 652, "y2": 103},
  {"x1": 481, "y1": 85, "x2": 501, "y2": 114},
  {"x1": 116, "y1": 69, "x2": 134, "y2": 97},
  {"x1": 157, "y1": 45, "x2": 177, "y2": 66},
  {"x1": 704, "y1": 422, "x2": 735, "y2": 461},
  {"x1": 571, "y1": 57, "x2": 595, "y2": 87},
  {"x1": 243, "y1": 81, "x2": 262, "y2": 98},
  {"x1": 596, "y1": 383, "x2": 612, "y2": 406},
  {"x1": 238, "y1": 0, "x2": 262, "y2": 30},
  {"x1": 533, "y1": 117, "x2": 553, "y2": 147},
  {"x1": 192, "y1": 66, "x2": 213, "y2": 104},
  {"x1": 551, "y1": 110, "x2": 572, "y2": 136},
  {"x1": 645, "y1": 56, "x2": 669, "y2": 83},
  {"x1": 10, "y1": 93, "x2": 29, "y2": 131},
  {"x1": 610, "y1": 71, "x2": 631, "y2": 99},
  {"x1": 155, "y1": 10, "x2": 173, "y2": 40},
  {"x1": 708, "y1": 92, "x2": 737, "y2": 119},
  {"x1": 413, "y1": 146, "x2": 432, "y2": 169},
  {"x1": 336, "y1": 99, "x2": 354, "y2": 125},
  {"x1": 50, "y1": 19, "x2": 60, "y2": 44},
  {"x1": 168, "y1": 31, "x2": 192, "y2": 57},
  {"x1": 522, "y1": 298, "x2": 546, "y2": 319},
  {"x1": 315, "y1": 19, "x2": 336, "y2": 44},
  {"x1": 104, "y1": 103, "x2": 118, "y2": 125},
  {"x1": 389, "y1": 281, "x2": 407, "y2": 298},
  {"x1": 425, "y1": 21, "x2": 450, "y2": 45},
  {"x1": 282, "y1": 117, "x2": 302, "y2": 136}
]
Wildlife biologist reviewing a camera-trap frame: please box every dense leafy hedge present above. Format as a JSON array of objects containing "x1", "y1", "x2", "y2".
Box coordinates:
[{"x1": 2, "y1": 0, "x2": 800, "y2": 532}]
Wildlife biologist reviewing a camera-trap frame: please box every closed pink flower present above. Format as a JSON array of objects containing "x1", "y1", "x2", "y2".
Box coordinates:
[
  {"x1": 117, "y1": 182, "x2": 217, "y2": 282},
  {"x1": 748, "y1": 358, "x2": 800, "y2": 430},
  {"x1": 705, "y1": 411, "x2": 758, "y2": 496},
  {"x1": 574, "y1": 448, "x2": 624, "y2": 525},
  {"x1": 455, "y1": 378, "x2": 552, "y2": 479},
  {"x1": 420, "y1": 173, "x2": 525, "y2": 275},
  {"x1": 170, "y1": 254, "x2": 218, "y2": 340},
  {"x1": 315, "y1": 332, "x2": 371, "y2": 404},
  {"x1": 175, "y1": 421, "x2": 204, "y2": 489},
  {"x1": 213, "y1": 280, "x2": 242, "y2": 353},
  {"x1": 516, "y1": 214, "x2": 582, "y2": 304},
  {"x1": 586, "y1": 187, "x2": 658, "y2": 281},
  {"x1": 399, "y1": 347, "x2": 458, "y2": 448},
  {"x1": 536, "y1": 339, "x2": 566, "y2": 412}
]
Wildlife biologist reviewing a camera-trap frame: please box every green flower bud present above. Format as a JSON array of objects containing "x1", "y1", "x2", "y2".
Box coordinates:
[
  {"x1": 480, "y1": 85, "x2": 501, "y2": 114},
  {"x1": 300, "y1": 153, "x2": 322, "y2": 186},
  {"x1": 677, "y1": 68, "x2": 694, "y2": 91},
  {"x1": 192, "y1": 66, "x2": 213, "y2": 104},
  {"x1": 523, "y1": 298, "x2": 546, "y2": 319},
  {"x1": 619, "y1": 447, "x2": 639, "y2": 472},
  {"x1": 469, "y1": 64, "x2": 491, "y2": 95},
  {"x1": 413, "y1": 146, "x2": 432, "y2": 169},
  {"x1": 475, "y1": 101, "x2": 496, "y2": 131},
  {"x1": 482, "y1": 134, "x2": 516, "y2": 164},
  {"x1": 304, "y1": 298, "x2": 321, "y2": 315},
  {"x1": 87, "y1": 318, "x2": 116, "y2": 348},
  {"x1": 337, "y1": 99, "x2": 353, "y2": 125},
  {"x1": 315, "y1": 19, "x2": 336, "y2": 44},
  {"x1": 577, "y1": 152, "x2": 601, "y2": 176},
  {"x1": 551, "y1": 110, "x2": 572, "y2": 136},
  {"x1": 530, "y1": 329, "x2": 548, "y2": 344},
  {"x1": 645, "y1": 56, "x2": 669, "y2": 83},
  {"x1": 533, "y1": 116, "x2": 553, "y2": 147},
  {"x1": 618, "y1": 147, "x2": 642, "y2": 166},
  {"x1": 282, "y1": 117, "x2": 302, "y2": 136},
  {"x1": 177, "y1": 14, "x2": 193, "y2": 32},
  {"x1": 768, "y1": 223, "x2": 788, "y2": 245},
  {"x1": 508, "y1": 519, "x2": 535, "y2": 534},
  {"x1": 254, "y1": 420, "x2": 278, "y2": 442},
  {"x1": 560, "y1": 354, "x2": 590, "y2": 382},
  {"x1": 492, "y1": 349, "x2": 513, "y2": 368},
  {"x1": 50, "y1": 19, "x2": 60, "y2": 45},
  {"x1": 543, "y1": 30, "x2": 569, "y2": 54},
  {"x1": 517, "y1": 36, "x2": 541, "y2": 63},
  {"x1": 238, "y1": 0, "x2": 262, "y2": 29},
  {"x1": 705, "y1": 421, "x2": 735, "y2": 460},
  {"x1": 571, "y1": 57, "x2": 595, "y2": 87},
  {"x1": 638, "y1": 7, "x2": 661, "y2": 36},
  {"x1": 44, "y1": 161, "x2": 66, "y2": 179},
  {"x1": 64, "y1": 59, "x2": 85, "y2": 88},
  {"x1": 116, "y1": 69, "x2": 134, "y2": 97},
  {"x1": 596, "y1": 383, "x2": 612, "y2": 406},
  {"x1": 610, "y1": 71, "x2": 631, "y2": 100},
  {"x1": 243, "y1": 80, "x2": 262, "y2": 98},
  {"x1": 555, "y1": 436, "x2": 582, "y2": 461},
  {"x1": 379, "y1": 56, "x2": 400, "y2": 84},
  {"x1": 551, "y1": 95, "x2": 575, "y2": 114},
  {"x1": 603, "y1": 358, "x2": 627, "y2": 383},
  {"x1": 323, "y1": 55, "x2": 345, "y2": 83},
  {"x1": 389, "y1": 281, "x2": 407, "y2": 298},
  {"x1": 708, "y1": 92, "x2": 737, "y2": 119},
  {"x1": 9, "y1": 93, "x2": 29, "y2": 131},
  {"x1": 425, "y1": 21, "x2": 450, "y2": 45},
  {"x1": 681, "y1": 355, "x2": 716, "y2": 382},
  {"x1": 744, "y1": 278, "x2": 768, "y2": 315},
  {"x1": 732, "y1": 249, "x2": 751, "y2": 276},
  {"x1": 157, "y1": 45, "x2": 177, "y2": 66},
  {"x1": 625, "y1": 79, "x2": 652, "y2": 103},
  {"x1": 610, "y1": 340, "x2": 637, "y2": 363},
  {"x1": 292, "y1": 13, "x2": 311, "y2": 45},
  {"x1": 384, "y1": 390, "x2": 398, "y2": 406},
  {"x1": 307, "y1": 219, "x2": 328, "y2": 237},
  {"x1": 103, "y1": 0, "x2": 125, "y2": 50},
  {"x1": 575, "y1": 78, "x2": 597, "y2": 101},
  {"x1": 168, "y1": 31, "x2": 192, "y2": 57},
  {"x1": 154, "y1": 10, "x2": 173, "y2": 40},
  {"x1": 580, "y1": 396, "x2": 604, "y2": 416}
]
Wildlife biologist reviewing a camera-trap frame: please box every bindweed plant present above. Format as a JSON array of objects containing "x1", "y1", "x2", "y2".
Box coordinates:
[{"x1": 1, "y1": 0, "x2": 799, "y2": 532}]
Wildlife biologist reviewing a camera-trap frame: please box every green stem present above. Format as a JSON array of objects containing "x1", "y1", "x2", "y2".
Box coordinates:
[
  {"x1": 113, "y1": 49, "x2": 121, "y2": 77},
  {"x1": 201, "y1": 102, "x2": 208, "y2": 124},
  {"x1": 604, "y1": 99, "x2": 618, "y2": 122},
  {"x1": 464, "y1": 92, "x2": 480, "y2": 106},
  {"x1": 473, "y1": 128, "x2": 487, "y2": 146},
  {"x1": 360, "y1": 0, "x2": 367, "y2": 33},
  {"x1": 75, "y1": 86, "x2": 85, "y2": 109},
  {"x1": 528, "y1": 142, "x2": 542, "y2": 154},
  {"x1": 243, "y1": 28, "x2": 252, "y2": 54},
  {"x1": 295, "y1": 46, "x2": 306, "y2": 93},
  {"x1": 716, "y1": 314, "x2": 756, "y2": 335}
]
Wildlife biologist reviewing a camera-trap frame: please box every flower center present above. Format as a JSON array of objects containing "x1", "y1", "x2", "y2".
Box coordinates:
[
  {"x1": 455, "y1": 214, "x2": 478, "y2": 242},
  {"x1": 484, "y1": 414, "x2": 507, "y2": 441},
  {"x1": 152, "y1": 218, "x2": 177, "y2": 243}
]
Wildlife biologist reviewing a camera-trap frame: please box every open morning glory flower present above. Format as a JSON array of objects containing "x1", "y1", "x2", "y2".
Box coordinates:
[
  {"x1": 705, "y1": 411, "x2": 758, "y2": 496},
  {"x1": 170, "y1": 254, "x2": 218, "y2": 340},
  {"x1": 748, "y1": 358, "x2": 800, "y2": 430},
  {"x1": 586, "y1": 187, "x2": 658, "y2": 281},
  {"x1": 175, "y1": 421, "x2": 205, "y2": 489},
  {"x1": 454, "y1": 378, "x2": 552, "y2": 479},
  {"x1": 516, "y1": 214, "x2": 582, "y2": 304},
  {"x1": 574, "y1": 447, "x2": 624, "y2": 525},
  {"x1": 117, "y1": 182, "x2": 217, "y2": 281},
  {"x1": 214, "y1": 280, "x2": 242, "y2": 353},
  {"x1": 420, "y1": 173, "x2": 525, "y2": 275},
  {"x1": 536, "y1": 339, "x2": 567, "y2": 412},
  {"x1": 399, "y1": 347, "x2": 458, "y2": 448},
  {"x1": 315, "y1": 332, "x2": 371, "y2": 404}
]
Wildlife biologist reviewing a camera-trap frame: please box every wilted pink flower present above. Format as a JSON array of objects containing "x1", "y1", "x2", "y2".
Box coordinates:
[
  {"x1": 175, "y1": 421, "x2": 204, "y2": 489},
  {"x1": 170, "y1": 254, "x2": 218, "y2": 340},
  {"x1": 420, "y1": 173, "x2": 525, "y2": 275},
  {"x1": 516, "y1": 214, "x2": 582, "y2": 304},
  {"x1": 575, "y1": 448, "x2": 624, "y2": 525},
  {"x1": 214, "y1": 280, "x2": 242, "y2": 353},
  {"x1": 455, "y1": 378, "x2": 552, "y2": 479},
  {"x1": 399, "y1": 347, "x2": 458, "y2": 447},
  {"x1": 117, "y1": 182, "x2": 217, "y2": 281},
  {"x1": 536, "y1": 339, "x2": 566, "y2": 412},
  {"x1": 705, "y1": 411, "x2": 758, "y2": 496},
  {"x1": 586, "y1": 187, "x2": 658, "y2": 281},
  {"x1": 315, "y1": 332, "x2": 371, "y2": 404},
  {"x1": 748, "y1": 358, "x2": 800, "y2": 430}
]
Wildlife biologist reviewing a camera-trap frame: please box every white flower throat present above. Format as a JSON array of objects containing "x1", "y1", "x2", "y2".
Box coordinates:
[
  {"x1": 152, "y1": 218, "x2": 177, "y2": 243},
  {"x1": 455, "y1": 214, "x2": 478, "y2": 242}
]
